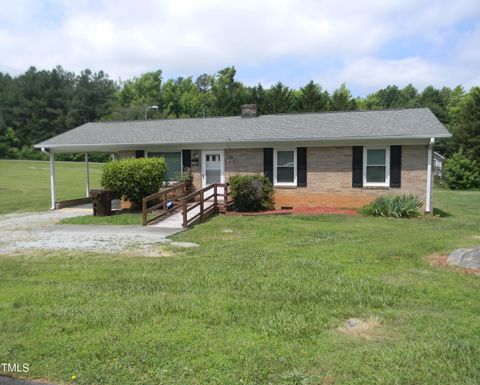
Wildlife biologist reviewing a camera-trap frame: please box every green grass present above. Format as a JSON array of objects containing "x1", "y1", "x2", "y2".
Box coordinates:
[
  {"x1": 0, "y1": 159, "x2": 103, "y2": 214},
  {"x1": 59, "y1": 212, "x2": 142, "y2": 225},
  {"x1": 1, "y1": 189, "x2": 480, "y2": 385}
]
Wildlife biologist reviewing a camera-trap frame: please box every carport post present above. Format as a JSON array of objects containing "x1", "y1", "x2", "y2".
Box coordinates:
[
  {"x1": 49, "y1": 151, "x2": 56, "y2": 210},
  {"x1": 85, "y1": 153, "x2": 90, "y2": 197}
]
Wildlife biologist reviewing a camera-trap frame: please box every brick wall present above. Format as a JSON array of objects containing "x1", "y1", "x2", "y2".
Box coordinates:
[
  {"x1": 222, "y1": 145, "x2": 429, "y2": 209},
  {"x1": 225, "y1": 149, "x2": 263, "y2": 179},
  {"x1": 119, "y1": 145, "x2": 429, "y2": 209}
]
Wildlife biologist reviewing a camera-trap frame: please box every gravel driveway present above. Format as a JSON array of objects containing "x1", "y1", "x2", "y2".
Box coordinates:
[{"x1": 0, "y1": 207, "x2": 184, "y2": 255}]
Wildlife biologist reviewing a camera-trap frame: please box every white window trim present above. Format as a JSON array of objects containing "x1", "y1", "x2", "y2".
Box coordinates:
[
  {"x1": 145, "y1": 150, "x2": 183, "y2": 184},
  {"x1": 363, "y1": 146, "x2": 390, "y2": 187},
  {"x1": 273, "y1": 148, "x2": 297, "y2": 186}
]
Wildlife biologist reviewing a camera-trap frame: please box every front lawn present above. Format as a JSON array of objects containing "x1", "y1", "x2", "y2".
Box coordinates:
[
  {"x1": 0, "y1": 189, "x2": 479, "y2": 385},
  {"x1": 59, "y1": 212, "x2": 142, "y2": 225},
  {"x1": 0, "y1": 159, "x2": 103, "y2": 214}
]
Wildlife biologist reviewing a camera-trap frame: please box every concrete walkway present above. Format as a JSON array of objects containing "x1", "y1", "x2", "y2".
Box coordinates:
[{"x1": 0, "y1": 205, "x2": 183, "y2": 255}]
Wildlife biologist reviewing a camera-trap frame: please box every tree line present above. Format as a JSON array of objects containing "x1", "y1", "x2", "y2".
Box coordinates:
[{"x1": 0, "y1": 65, "x2": 478, "y2": 164}]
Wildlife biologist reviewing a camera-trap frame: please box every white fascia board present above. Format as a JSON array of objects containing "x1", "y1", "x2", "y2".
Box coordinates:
[{"x1": 34, "y1": 135, "x2": 445, "y2": 153}]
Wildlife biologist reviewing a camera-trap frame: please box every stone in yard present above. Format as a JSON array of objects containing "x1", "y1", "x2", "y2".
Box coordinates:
[{"x1": 447, "y1": 248, "x2": 480, "y2": 269}]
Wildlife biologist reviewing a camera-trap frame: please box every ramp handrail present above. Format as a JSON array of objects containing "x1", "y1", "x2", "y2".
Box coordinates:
[
  {"x1": 181, "y1": 183, "x2": 233, "y2": 227},
  {"x1": 142, "y1": 182, "x2": 187, "y2": 226}
]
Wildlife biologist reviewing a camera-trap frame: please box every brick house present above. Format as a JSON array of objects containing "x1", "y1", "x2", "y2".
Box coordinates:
[{"x1": 35, "y1": 105, "x2": 450, "y2": 212}]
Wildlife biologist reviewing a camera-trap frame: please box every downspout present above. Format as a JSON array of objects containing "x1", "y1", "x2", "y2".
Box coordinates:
[
  {"x1": 425, "y1": 137, "x2": 434, "y2": 213},
  {"x1": 41, "y1": 147, "x2": 56, "y2": 210}
]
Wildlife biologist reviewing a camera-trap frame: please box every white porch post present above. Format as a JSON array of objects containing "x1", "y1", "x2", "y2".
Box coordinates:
[
  {"x1": 425, "y1": 137, "x2": 434, "y2": 213},
  {"x1": 49, "y1": 152, "x2": 56, "y2": 210},
  {"x1": 85, "y1": 153, "x2": 90, "y2": 197}
]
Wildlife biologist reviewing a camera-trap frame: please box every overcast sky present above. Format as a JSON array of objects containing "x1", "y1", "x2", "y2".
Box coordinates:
[{"x1": 1, "y1": 0, "x2": 479, "y2": 96}]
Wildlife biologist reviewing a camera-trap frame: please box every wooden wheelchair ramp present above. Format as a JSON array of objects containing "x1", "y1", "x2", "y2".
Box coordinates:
[{"x1": 142, "y1": 183, "x2": 232, "y2": 228}]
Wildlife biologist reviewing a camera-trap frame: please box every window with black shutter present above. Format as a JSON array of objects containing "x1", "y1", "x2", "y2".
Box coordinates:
[
  {"x1": 182, "y1": 149, "x2": 191, "y2": 170},
  {"x1": 390, "y1": 145, "x2": 402, "y2": 188},
  {"x1": 297, "y1": 147, "x2": 307, "y2": 187},
  {"x1": 352, "y1": 146, "x2": 363, "y2": 188},
  {"x1": 264, "y1": 148, "x2": 274, "y2": 183}
]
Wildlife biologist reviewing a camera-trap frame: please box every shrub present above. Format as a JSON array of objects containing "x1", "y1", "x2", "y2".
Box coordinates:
[
  {"x1": 19, "y1": 146, "x2": 49, "y2": 160},
  {"x1": 229, "y1": 175, "x2": 274, "y2": 212},
  {"x1": 442, "y1": 150, "x2": 480, "y2": 190},
  {"x1": 101, "y1": 157, "x2": 167, "y2": 208},
  {"x1": 361, "y1": 194, "x2": 422, "y2": 218}
]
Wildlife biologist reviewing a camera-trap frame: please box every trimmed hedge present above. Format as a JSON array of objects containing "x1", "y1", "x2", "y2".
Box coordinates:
[
  {"x1": 361, "y1": 194, "x2": 422, "y2": 218},
  {"x1": 101, "y1": 157, "x2": 167, "y2": 208},
  {"x1": 229, "y1": 175, "x2": 275, "y2": 212}
]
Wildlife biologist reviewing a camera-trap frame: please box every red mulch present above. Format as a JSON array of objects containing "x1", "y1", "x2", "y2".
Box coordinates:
[{"x1": 226, "y1": 207, "x2": 358, "y2": 216}]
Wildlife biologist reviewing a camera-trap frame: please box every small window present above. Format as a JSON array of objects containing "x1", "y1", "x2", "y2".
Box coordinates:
[
  {"x1": 147, "y1": 151, "x2": 182, "y2": 181},
  {"x1": 274, "y1": 149, "x2": 297, "y2": 185},
  {"x1": 363, "y1": 147, "x2": 390, "y2": 186}
]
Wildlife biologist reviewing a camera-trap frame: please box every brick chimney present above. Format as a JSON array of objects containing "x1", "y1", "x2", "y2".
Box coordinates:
[{"x1": 240, "y1": 104, "x2": 257, "y2": 118}]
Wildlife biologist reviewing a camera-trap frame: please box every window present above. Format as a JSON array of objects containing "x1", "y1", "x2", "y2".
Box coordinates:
[
  {"x1": 363, "y1": 147, "x2": 390, "y2": 186},
  {"x1": 147, "y1": 151, "x2": 182, "y2": 181},
  {"x1": 274, "y1": 149, "x2": 296, "y2": 185}
]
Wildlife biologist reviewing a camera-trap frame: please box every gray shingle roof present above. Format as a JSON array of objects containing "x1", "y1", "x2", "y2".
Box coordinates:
[{"x1": 35, "y1": 108, "x2": 450, "y2": 150}]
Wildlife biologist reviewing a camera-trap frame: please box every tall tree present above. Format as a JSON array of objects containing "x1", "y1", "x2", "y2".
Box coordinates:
[
  {"x1": 264, "y1": 82, "x2": 295, "y2": 114},
  {"x1": 117, "y1": 70, "x2": 162, "y2": 108},
  {"x1": 248, "y1": 84, "x2": 267, "y2": 114},
  {"x1": 210, "y1": 67, "x2": 247, "y2": 116},
  {"x1": 417, "y1": 85, "x2": 450, "y2": 124},
  {"x1": 70, "y1": 69, "x2": 117, "y2": 125},
  {"x1": 330, "y1": 83, "x2": 357, "y2": 111},
  {"x1": 295, "y1": 81, "x2": 330, "y2": 112}
]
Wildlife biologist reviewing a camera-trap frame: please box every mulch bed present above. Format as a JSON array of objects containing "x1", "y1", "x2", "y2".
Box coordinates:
[{"x1": 226, "y1": 207, "x2": 358, "y2": 216}]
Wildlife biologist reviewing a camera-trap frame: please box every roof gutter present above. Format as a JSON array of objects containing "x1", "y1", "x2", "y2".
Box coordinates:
[
  {"x1": 34, "y1": 133, "x2": 451, "y2": 149},
  {"x1": 425, "y1": 137, "x2": 435, "y2": 213}
]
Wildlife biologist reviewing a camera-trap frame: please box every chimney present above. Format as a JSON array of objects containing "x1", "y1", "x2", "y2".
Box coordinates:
[{"x1": 240, "y1": 104, "x2": 257, "y2": 118}]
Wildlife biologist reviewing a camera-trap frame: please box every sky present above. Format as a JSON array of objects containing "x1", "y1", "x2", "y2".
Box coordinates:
[{"x1": 0, "y1": 0, "x2": 479, "y2": 96}]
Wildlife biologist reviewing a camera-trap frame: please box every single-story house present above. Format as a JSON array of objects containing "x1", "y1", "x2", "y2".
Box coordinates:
[{"x1": 35, "y1": 105, "x2": 451, "y2": 212}]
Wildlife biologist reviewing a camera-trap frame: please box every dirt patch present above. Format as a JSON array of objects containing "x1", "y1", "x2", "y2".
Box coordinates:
[
  {"x1": 426, "y1": 253, "x2": 480, "y2": 276},
  {"x1": 337, "y1": 318, "x2": 382, "y2": 340}
]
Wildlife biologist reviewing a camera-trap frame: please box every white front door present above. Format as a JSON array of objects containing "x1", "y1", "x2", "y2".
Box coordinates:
[{"x1": 201, "y1": 150, "x2": 225, "y2": 189}]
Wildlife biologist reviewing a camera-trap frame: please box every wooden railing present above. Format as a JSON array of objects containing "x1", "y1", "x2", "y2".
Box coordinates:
[
  {"x1": 181, "y1": 183, "x2": 234, "y2": 228},
  {"x1": 142, "y1": 183, "x2": 188, "y2": 226}
]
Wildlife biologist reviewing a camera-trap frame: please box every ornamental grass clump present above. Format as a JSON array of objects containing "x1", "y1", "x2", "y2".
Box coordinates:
[
  {"x1": 361, "y1": 194, "x2": 422, "y2": 218},
  {"x1": 229, "y1": 175, "x2": 275, "y2": 212},
  {"x1": 101, "y1": 157, "x2": 166, "y2": 208}
]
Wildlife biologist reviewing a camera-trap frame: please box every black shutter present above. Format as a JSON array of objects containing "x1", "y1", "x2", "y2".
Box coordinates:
[
  {"x1": 352, "y1": 146, "x2": 363, "y2": 188},
  {"x1": 297, "y1": 147, "x2": 307, "y2": 187},
  {"x1": 135, "y1": 150, "x2": 145, "y2": 158},
  {"x1": 390, "y1": 145, "x2": 402, "y2": 188},
  {"x1": 182, "y1": 149, "x2": 191, "y2": 170},
  {"x1": 264, "y1": 148, "x2": 274, "y2": 183}
]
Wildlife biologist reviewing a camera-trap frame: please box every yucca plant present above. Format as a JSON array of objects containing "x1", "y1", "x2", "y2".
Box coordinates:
[{"x1": 361, "y1": 194, "x2": 422, "y2": 218}]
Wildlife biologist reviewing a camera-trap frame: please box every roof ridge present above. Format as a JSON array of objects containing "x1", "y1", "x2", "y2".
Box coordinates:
[{"x1": 88, "y1": 107, "x2": 429, "y2": 125}]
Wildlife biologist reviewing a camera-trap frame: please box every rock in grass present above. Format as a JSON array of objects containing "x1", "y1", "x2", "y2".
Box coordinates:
[{"x1": 447, "y1": 248, "x2": 480, "y2": 269}]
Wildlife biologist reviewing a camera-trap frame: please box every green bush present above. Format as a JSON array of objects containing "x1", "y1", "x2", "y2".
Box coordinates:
[
  {"x1": 101, "y1": 157, "x2": 167, "y2": 208},
  {"x1": 19, "y1": 146, "x2": 49, "y2": 160},
  {"x1": 442, "y1": 150, "x2": 480, "y2": 190},
  {"x1": 361, "y1": 194, "x2": 422, "y2": 218},
  {"x1": 229, "y1": 175, "x2": 274, "y2": 212}
]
